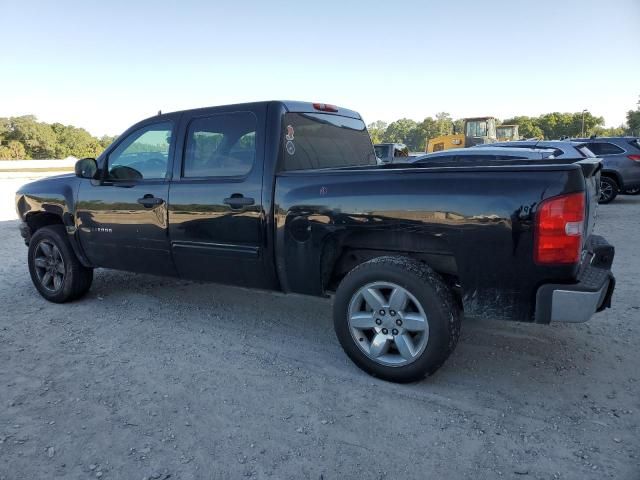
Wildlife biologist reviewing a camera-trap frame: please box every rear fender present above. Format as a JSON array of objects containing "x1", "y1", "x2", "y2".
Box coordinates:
[{"x1": 322, "y1": 230, "x2": 458, "y2": 292}]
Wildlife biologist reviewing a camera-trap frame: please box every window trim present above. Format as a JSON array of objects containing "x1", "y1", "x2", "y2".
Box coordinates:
[
  {"x1": 102, "y1": 120, "x2": 175, "y2": 184},
  {"x1": 180, "y1": 111, "x2": 258, "y2": 181}
]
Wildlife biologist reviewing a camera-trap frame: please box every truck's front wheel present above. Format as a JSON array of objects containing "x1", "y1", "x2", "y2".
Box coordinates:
[
  {"x1": 28, "y1": 225, "x2": 93, "y2": 303},
  {"x1": 333, "y1": 256, "x2": 460, "y2": 383}
]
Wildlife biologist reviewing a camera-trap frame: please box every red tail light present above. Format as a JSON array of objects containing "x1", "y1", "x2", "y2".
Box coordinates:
[
  {"x1": 628, "y1": 155, "x2": 640, "y2": 162},
  {"x1": 312, "y1": 103, "x2": 338, "y2": 112},
  {"x1": 534, "y1": 192, "x2": 585, "y2": 264}
]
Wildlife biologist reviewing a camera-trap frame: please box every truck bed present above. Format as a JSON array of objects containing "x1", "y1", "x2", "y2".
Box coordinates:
[{"x1": 274, "y1": 159, "x2": 601, "y2": 323}]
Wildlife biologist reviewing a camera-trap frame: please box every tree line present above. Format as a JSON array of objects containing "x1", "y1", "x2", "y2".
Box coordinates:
[
  {"x1": 0, "y1": 116, "x2": 116, "y2": 160},
  {"x1": 369, "y1": 100, "x2": 640, "y2": 152},
  {"x1": 2, "y1": 99, "x2": 639, "y2": 159}
]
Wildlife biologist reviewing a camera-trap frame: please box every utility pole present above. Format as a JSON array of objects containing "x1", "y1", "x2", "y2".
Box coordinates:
[{"x1": 581, "y1": 109, "x2": 587, "y2": 137}]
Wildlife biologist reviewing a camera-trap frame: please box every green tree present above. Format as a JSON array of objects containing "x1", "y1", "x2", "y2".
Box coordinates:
[
  {"x1": 626, "y1": 97, "x2": 640, "y2": 136},
  {"x1": 434, "y1": 112, "x2": 453, "y2": 136},
  {"x1": 593, "y1": 126, "x2": 627, "y2": 137},
  {"x1": 367, "y1": 121, "x2": 388, "y2": 144},
  {"x1": 383, "y1": 118, "x2": 418, "y2": 148},
  {"x1": 99, "y1": 135, "x2": 118, "y2": 150},
  {"x1": 536, "y1": 112, "x2": 604, "y2": 139},
  {"x1": 453, "y1": 118, "x2": 465, "y2": 135},
  {"x1": 501, "y1": 116, "x2": 544, "y2": 139},
  {"x1": 415, "y1": 117, "x2": 440, "y2": 151},
  {"x1": 0, "y1": 140, "x2": 27, "y2": 159},
  {"x1": 0, "y1": 117, "x2": 10, "y2": 139},
  {"x1": 406, "y1": 120, "x2": 430, "y2": 151},
  {"x1": 51, "y1": 123, "x2": 104, "y2": 158},
  {"x1": 4, "y1": 115, "x2": 58, "y2": 158}
]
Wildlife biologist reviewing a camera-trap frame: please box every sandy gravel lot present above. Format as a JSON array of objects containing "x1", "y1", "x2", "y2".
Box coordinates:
[{"x1": 0, "y1": 174, "x2": 638, "y2": 479}]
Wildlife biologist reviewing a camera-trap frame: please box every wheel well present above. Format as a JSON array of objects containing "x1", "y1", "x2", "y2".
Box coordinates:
[
  {"x1": 325, "y1": 248, "x2": 460, "y2": 299},
  {"x1": 25, "y1": 212, "x2": 64, "y2": 234},
  {"x1": 601, "y1": 171, "x2": 622, "y2": 189}
]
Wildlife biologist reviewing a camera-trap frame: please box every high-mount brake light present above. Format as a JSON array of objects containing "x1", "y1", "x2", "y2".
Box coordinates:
[
  {"x1": 312, "y1": 103, "x2": 339, "y2": 113},
  {"x1": 534, "y1": 192, "x2": 585, "y2": 265}
]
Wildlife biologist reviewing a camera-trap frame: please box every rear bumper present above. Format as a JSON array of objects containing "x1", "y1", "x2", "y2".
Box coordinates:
[{"x1": 535, "y1": 235, "x2": 615, "y2": 323}]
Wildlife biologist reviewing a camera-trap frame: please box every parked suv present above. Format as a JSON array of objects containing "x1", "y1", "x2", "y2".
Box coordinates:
[
  {"x1": 572, "y1": 137, "x2": 640, "y2": 203},
  {"x1": 475, "y1": 140, "x2": 595, "y2": 159}
]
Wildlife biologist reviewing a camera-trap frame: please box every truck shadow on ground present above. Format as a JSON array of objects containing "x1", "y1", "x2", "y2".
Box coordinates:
[
  {"x1": 82, "y1": 265, "x2": 602, "y2": 397},
  {"x1": 2, "y1": 216, "x2": 613, "y2": 403}
]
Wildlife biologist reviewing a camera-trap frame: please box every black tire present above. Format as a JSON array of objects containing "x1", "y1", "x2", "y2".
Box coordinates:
[
  {"x1": 598, "y1": 176, "x2": 618, "y2": 204},
  {"x1": 333, "y1": 256, "x2": 461, "y2": 383},
  {"x1": 28, "y1": 225, "x2": 93, "y2": 303},
  {"x1": 623, "y1": 187, "x2": 640, "y2": 195}
]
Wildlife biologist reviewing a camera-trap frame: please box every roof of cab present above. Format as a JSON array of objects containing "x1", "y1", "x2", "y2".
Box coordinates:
[{"x1": 137, "y1": 100, "x2": 363, "y2": 127}]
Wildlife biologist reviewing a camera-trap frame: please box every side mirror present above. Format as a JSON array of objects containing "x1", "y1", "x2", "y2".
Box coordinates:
[{"x1": 75, "y1": 158, "x2": 98, "y2": 179}]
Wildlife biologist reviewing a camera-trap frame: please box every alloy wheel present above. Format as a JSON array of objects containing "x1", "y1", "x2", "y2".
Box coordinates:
[
  {"x1": 33, "y1": 240, "x2": 65, "y2": 292},
  {"x1": 600, "y1": 181, "x2": 614, "y2": 203},
  {"x1": 348, "y1": 282, "x2": 429, "y2": 366}
]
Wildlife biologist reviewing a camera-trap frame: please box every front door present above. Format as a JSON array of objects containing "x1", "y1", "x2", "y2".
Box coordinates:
[
  {"x1": 76, "y1": 120, "x2": 177, "y2": 276},
  {"x1": 168, "y1": 109, "x2": 273, "y2": 288}
]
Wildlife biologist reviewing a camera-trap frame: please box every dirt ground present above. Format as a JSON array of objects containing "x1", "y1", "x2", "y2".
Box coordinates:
[{"x1": 0, "y1": 176, "x2": 638, "y2": 480}]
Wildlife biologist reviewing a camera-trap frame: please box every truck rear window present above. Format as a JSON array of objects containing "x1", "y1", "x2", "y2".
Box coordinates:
[
  {"x1": 374, "y1": 144, "x2": 390, "y2": 159},
  {"x1": 279, "y1": 113, "x2": 376, "y2": 171}
]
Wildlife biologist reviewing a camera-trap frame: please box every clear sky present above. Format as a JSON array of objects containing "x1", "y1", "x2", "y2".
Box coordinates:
[{"x1": 1, "y1": 0, "x2": 638, "y2": 136}]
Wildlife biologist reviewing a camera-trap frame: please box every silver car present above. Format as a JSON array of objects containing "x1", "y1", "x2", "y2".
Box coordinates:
[{"x1": 411, "y1": 146, "x2": 558, "y2": 164}]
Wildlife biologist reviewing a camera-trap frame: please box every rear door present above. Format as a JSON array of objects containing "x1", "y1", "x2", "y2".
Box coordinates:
[{"x1": 168, "y1": 106, "x2": 273, "y2": 288}]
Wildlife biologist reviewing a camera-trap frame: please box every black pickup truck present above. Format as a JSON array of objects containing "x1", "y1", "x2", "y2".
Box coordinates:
[{"x1": 15, "y1": 101, "x2": 615, "y2": 382}]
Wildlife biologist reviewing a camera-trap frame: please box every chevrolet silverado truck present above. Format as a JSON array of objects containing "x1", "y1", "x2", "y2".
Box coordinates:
[{"x1": 15, "y1": 101, "x2": 616, "y2": 383}]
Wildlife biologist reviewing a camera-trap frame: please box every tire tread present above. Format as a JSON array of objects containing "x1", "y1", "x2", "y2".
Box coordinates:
[{"x1": 334, "y1": 255, "x2": 461, "y2": 382}]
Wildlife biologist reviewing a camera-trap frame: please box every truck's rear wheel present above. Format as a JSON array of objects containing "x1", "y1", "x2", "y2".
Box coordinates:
[
  {"x1": 333, "y1": 256, "x2": 460, "y2": 383},
  {"x1": 28, "y1": 225, "x2": 93, "y2": 303}
]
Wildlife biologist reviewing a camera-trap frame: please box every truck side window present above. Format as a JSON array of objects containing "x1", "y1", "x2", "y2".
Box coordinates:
[
  {"x1": 107, "y1": 122, "x2": 172, "y2": 181},
  {"x1": 183, "y1": 112, "x2": 257, "y2": 178}
]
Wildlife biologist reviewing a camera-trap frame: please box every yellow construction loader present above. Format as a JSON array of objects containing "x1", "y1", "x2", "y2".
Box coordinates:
[
  {"x1": 496, "y1": 124, "x2": 520, "y2": 142},
  {"x1": 426, "y1": 116, "x2": 498, "y2": 153}
]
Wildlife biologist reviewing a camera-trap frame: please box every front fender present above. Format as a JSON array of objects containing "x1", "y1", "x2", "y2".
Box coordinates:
[
  {"x1": 16, "y1": 174, "x2": 78, "y2": 224},
  {"x1": 15, "y1": 174, "x2": 93, "y2": 267}
]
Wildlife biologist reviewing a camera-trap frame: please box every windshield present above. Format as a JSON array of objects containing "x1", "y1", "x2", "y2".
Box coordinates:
[
  {"x1": 466, "y1": 120, "x2": 487, "y2": 137},
  {"x1": 497, "y1": 126, "x2": 514, "y2": 138},
  {"x1": 279, "y1": 113, "x2": 376, "y2": 171}
]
